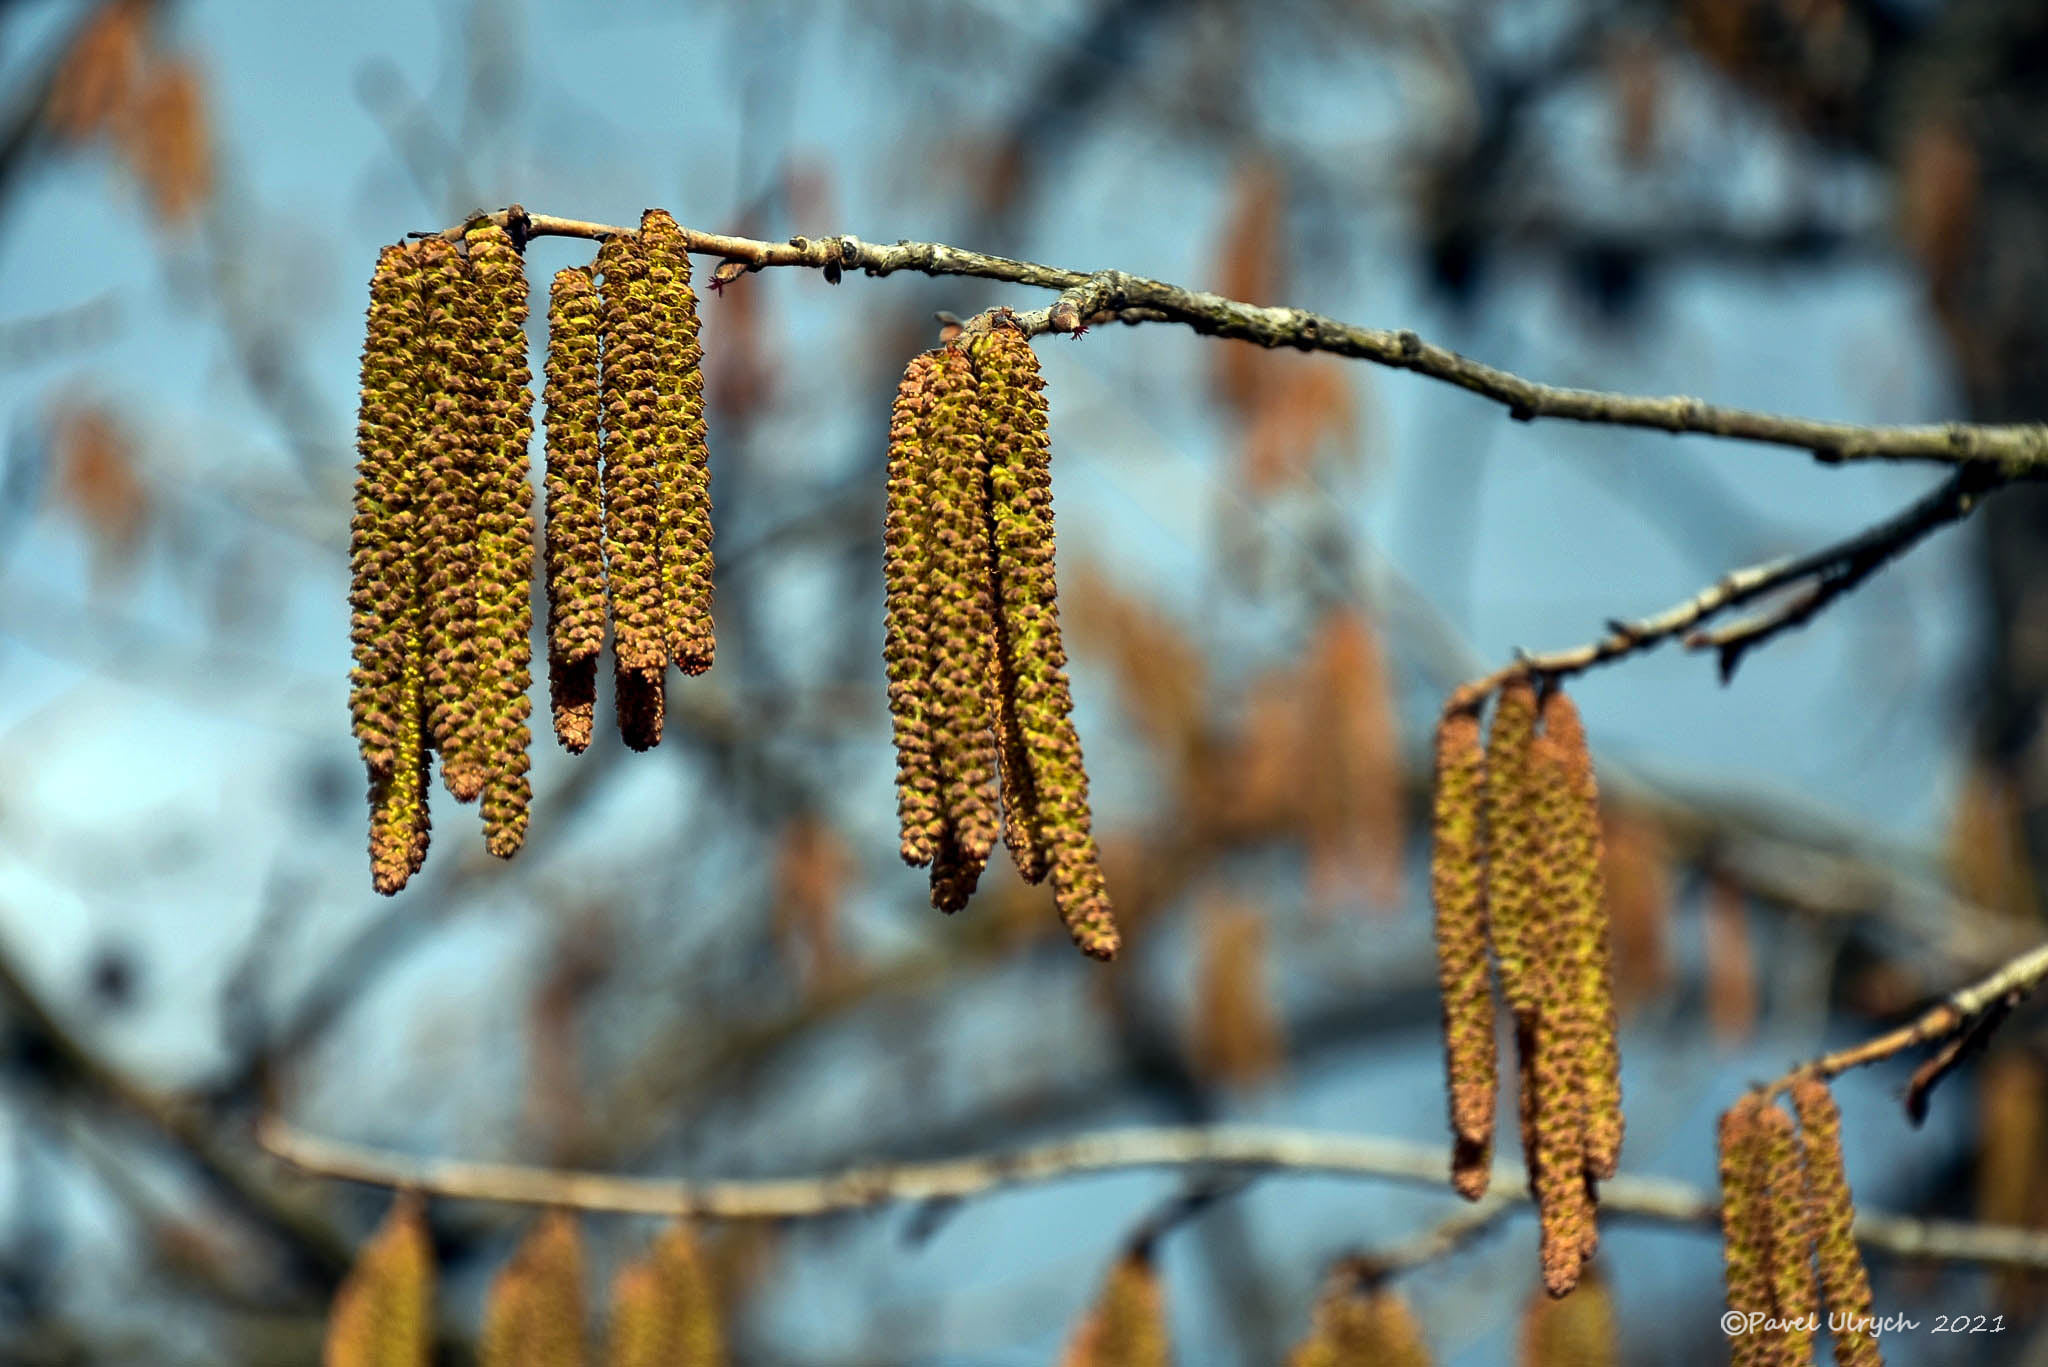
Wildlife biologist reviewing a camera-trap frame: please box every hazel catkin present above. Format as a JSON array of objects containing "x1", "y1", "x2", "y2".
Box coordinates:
[
  {"x1": 325, "y1": 1192, "x2": 434, "y2": 1367},
  {"x1": 638, "y1": 209, "x2": 715, "y2": 677},
  {"x1": 1430, "y1": 701, "x2": 1495, "y2": 1201},
  {"x1": 1718, "y1": 1094, "x2": 1776, "y2": 1367},
  {"x1": 1483, "y1": 676, "x2": 1541, "y2": 1013},
  {"x1": 1792, "y1": 1077, "x2": 1882, "y2": 1367},
  {"x1": 542, "y1": 265, "x2": 605, "y2": 753},
  {"x1": 1759, "y1": 1100, "x2": 1819, "y2": 1366},
  {"x1": 883, "y1": 352, "x2": 943, "y2": 866},
  {"x1": 1061, "y1": 1252, "x2": 1171, "y2": 1367},
  {"x1": 480, "y1": 1210, "x2": 584, "y2": 1367}
]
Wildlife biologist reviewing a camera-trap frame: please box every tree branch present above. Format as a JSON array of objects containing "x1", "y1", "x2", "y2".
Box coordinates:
[
  {"x1": 256, "y1": 1114, "x2": 2048, "y2": 1272},
  {"x1": 438, "y1": 207, "x2": 2048, "y2": 474}
]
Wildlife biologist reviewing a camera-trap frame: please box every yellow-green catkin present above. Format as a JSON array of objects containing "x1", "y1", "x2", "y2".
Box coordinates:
[
  {"x1": 464, "y1": 224, "x2": 536, "y2": 859},
  {"x1": 542, "y1": 264, "x2": 606, "y2": 754},
  {"x1": 883, "y1": 352, "x2": 943, "y2": 866},
  {"x1": 598, "y1": 230, "x2": 666, "y2": 746},
  {"x1": 418, "y1": 236, "x2": 488, "y2": 802},
  {"x1": 604, "y1": 1224, "x2": 725, "y2": 1367},
  {"x1": 1063, "y1": 1252, "x2": 1171, "y2": 1367},
  {"x1": 1760, "y1": 1102, "x2": 1819, "y2": 1366},
  {"x1": 1527, "y1": 711, "x2": 1590, "y2": 1296},
  {"x1": 1519, "y1": 1265, "x2": 1615, "y2": 1367},
  {"x1": 1538, "y1": 690, "x2": 1623, "y2": 1183},
  {"x1": 481, "y1": 1210, "x2": 585, "y2": 1367},
  {"x1": 1484, "y1": 677, "x2": 1542, "y2": 1012},
  {"x1": 325, "y1": 1191, "x2": 434, "y2": 1367},
  {"x1": 1287, "y1": 1283, "x2": 1432, "y2": 1367},
  {"x1": 921, "y1": 345, "x2": 1002, "y2": 913},
  {"x1": 1431, "y1": 701, "x2": 1495, "y2": 1201},
  {"x1": 1718, "y1": 1095, "x2": 1776, "y2": 1367},
  {"x1": 967, "y1": 326, "x2": 1118, "y2": 957},
  {"x1": 1792, "y1": 1077, "x2": 1883, "y2": 1367},
  {"x1": 351, "y1": 241, "x2": 434, "y2": 895},
  {"x1": 638, "y1": 209, "x2": 714, "y2": 676}
]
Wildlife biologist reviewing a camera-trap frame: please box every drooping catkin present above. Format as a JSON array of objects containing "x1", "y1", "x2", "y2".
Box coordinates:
[
  {"x1": 1526, "y1": 712, "x2": 1590, "y2": 1297},
  {"x1": 920, "y1": 345, "x2": 1001, "y2": 911},
  {"x1": 1484, "y1": 677, "x2": 1541, "y2": 1012},
  {"x1": 1518, "y1": 1265, "x2": 1615, "y2": 1367},
  {"x1": 606, "y1": 1224, "x2": 726, "y2": 1367},
  {"x1": 1287, "y1": 1282, "x2": 1431, "y2": 1367},
  {"x1": 1718, "y1": 1095, "x2": 1776, "y2": 1367},
  {"x1": 481, "y1": 1210, "x2": 585, "y2": 1367},
  {"x1": 882, "y1": 352, "x2": 943, "y2": 866},
  {"x1": 325, "y1": 1191, "x2": 433, "y2": 1367},
  {"x1": 597, "y1": 231, "x2": 664, "y2": 680},
  {"x1": 351, "y1": 241, "x2": 434, "y2": 894},
  {"x1": 417, "y1": 236, "x2": 488, "y2": 801},
  {"x1": 1792, "y1": 1077, "x2": 1882, "y2": 1367},
  {"x1": 638, "y1": 209, "x2": 715, "y2": 675},
  {"x1": 1431, "y1": 701, "x2": 1495, "y2": 1200},
  {"x1": 1759, "y1": 1101, "x2": 1819, "y2": 1366},
  {"x1": 464, "y1": 224, "x2": 536, "y2": 859},
  {"x1": 1537, "y1": 689, "x2": 1623, "y2": 1182},
  {"x1": 968, "y1": 326, "x2": 1118, "y2": 957},
  {"x1": 542, "y1": 264, "x2": 605, "y2": 753},
  {"x1": 1061, "y1": 1252, "x2": 1171, "y2": 1367}
]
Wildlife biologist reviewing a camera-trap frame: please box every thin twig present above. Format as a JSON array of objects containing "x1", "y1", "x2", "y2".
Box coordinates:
[
  {"x1": 256, "y1": 1115, "x2": 2048, "y2": 1271},
  {"x1": 437, "y1": 206, "x2": 2048, "y2": 474}
]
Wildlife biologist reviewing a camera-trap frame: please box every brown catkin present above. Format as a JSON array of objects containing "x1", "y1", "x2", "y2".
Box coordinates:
[
  {"x1": 464, "y1": 224, "x2": 536, "y2": 859},
  {"x1": 1287, "y1": 1283, "x2": 1431, "y2": 1367},
  {"x1": 1718, "y1": 1095, "x2": 1777, "y2": 1367},
  {"x1": 1527, "y1": 714, "x2": 1591, "y2": 1296},
  {"x1": 1061, "y1": 1252, "x2": 1171, "y2": 1367},
  {"x1": 1539, "y1": 691, "x2": 1624, "y2": 1182},
  {"x1": 605, "y1": 1224, "x2": 725, "y2": 1367},
  {"x1": 1431, "y1": 702, "x2": 1495, "y2": 1200},
  {"x1": 1760, "y1": 1102, "x2": 1819, "y2": 1366},
  {"x1": 920, "y1": 346, "x2": 1001, "y2": 911},
  {"x1": 597, "y1": 232, "x2": 664, "y2": 680},
  {"x1": 543, "y1": 264, "x2": 606, "y2": 754},
  {"x1": 967, "y1": 327, "x2": 1118, "y2": 957},
  {"x1": 417, "y1": 237, "x2": 488, "y2": 801},
  {"x1": 351, "y1": 241, "x2": 434, "y2": 894},
  {"x1": 1484, "y1": 677, "x2": 1542, "y2": 1012},
  {"x1": 325, "y1": 1191, "x2": 433, "y2": 1367},
  {"x1": 480, "y1": 1210, "x2": 585, "y2": 1367},
  {"x1": 1792, "y1": 1077, "x2": 1883, "y2": 1367},
  {"x1": 638, "y1": 209, "x2": 715, "y2": 675},
  {"x1": 882, "y1": 352, "x2": 943, "y2": 866},
  {"x1": 616, "y1": 664, "x2": 665, "y2": 752}
]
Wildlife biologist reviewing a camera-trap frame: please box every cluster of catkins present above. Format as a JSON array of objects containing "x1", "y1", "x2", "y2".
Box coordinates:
[
  {"x1": 1430, "y1": 678, "x2": 1622, "y2": 1297},
  {"x1": 1718, "y1": 1080, "x2": 1882, "y2": 1367},
  {"x1": 347, "y1": 209, "x2": 712, "y2": 894},
  {"x1": 882, "y1": 325, "x2": 1120, "y2": 959}
]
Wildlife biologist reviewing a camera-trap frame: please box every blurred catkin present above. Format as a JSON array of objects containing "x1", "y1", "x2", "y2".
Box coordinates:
[
  {"x1": 464, "y1": 224, "x2": 536, "y2": 858},
  {"x1": 543, "y1": 264, "x2": 605, "y2": 753},
  {"x1": 1287, "y1": 1282, "x2": 1431, "y2": 1367},
  {"x1": 1759, "y1": 1101, "x2": 1819, "y2": 1365},
  {"x1": 639, "y1": 209, "x2": 715, "y2": 675},
  {"x1": 1518, "y1": 1266, "x2": 1615, "y2": 1367},
  {"x1": 920, "y1": 346, "x2": 1001, "y2": 910},
  {"x1": 1061, "y1": 1252, "x2": 1171, "y2": 1367},
  {"x1": 351, "y1": 241, "x2": 434, "y2": 894},
  {"x1": 481, "y1": 1210, "x2": 585, "y2": 1367},
  {"x1": 325, "y1": 1192, "x2": 433, "y2": 1367},
  {"x1": 1792, "y1": 1077, "x2": 1883, "y2": 1367},
  {"x1": 606, "y1": 1224, "x2": 725, "y2": 1367},
  {"x1": 883, "y1": 352, "x2": 943, "y2": 866},
  {"x1": 968, "y1": 327, "x2": 1118, "y2": 957},
  {"x1": 1538, "y1": 689, "x2": 1623, "y2": 1181},
  {"x1": 1718, "y1": 1095, "x2": 1775, "y2": 1367},
  {"x1": 1484, "y1": 677, "x2": 1541, "y2": 1012},
  {"x1": 1431, "y1": 701, "x2": 1495, "y2": 1200}
]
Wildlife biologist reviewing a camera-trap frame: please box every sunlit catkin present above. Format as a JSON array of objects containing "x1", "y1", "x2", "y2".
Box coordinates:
[
  {"x1": 481, "y1": 1210, "x2": 585, "y2": 1367},
  {"x1": 464, "y1": 224, "x2": 536, "y2": 858},
  {"x1": 417, "y1": 236, "x2": 488, "y2": 801},
  {"x1": 325, "y1": 1191, "x2": 433, "y2": 1367},
  {"x1": 969, "y1": 326, "x2": 1118, "y2": 957},
  {"x1": 1717, "y1": 1095, "x2": 1775, "y2": 1367},
  {"x1": 638, "y1": 209, "x2": 715, "y2": 675},
  {"x1": 542, "y1": 264, "x2": 605, "y2": 753},
  {"x1": 921, "y1": 345, "x2": 1001, "y2": 911},
  {"x1": 1061, "y1": 1252, "x2": 1171, "y2": 1367},
  {"x1": 1526, "y1": 715, "x2": 1590, "y2": 1296},
  {"x1": 883, "y1": 352, "x2": 943, "y2": 866},
  {"x1": 1759, "y1": 1101, "x2": 1819, "y2": 1366},
  {"x1": 1431, "y1": 701, "x2": 1495, "y2": 1200},
  {"x1": 1484, "y1": 677, "x2": 1541, "y2": 1012},
  {"x1": 1792, "y1": 1077, "x2": 1883, "y2": 1367},
  {"x1": 351, "y1": 241, "x2": 434, "y2": 894}
]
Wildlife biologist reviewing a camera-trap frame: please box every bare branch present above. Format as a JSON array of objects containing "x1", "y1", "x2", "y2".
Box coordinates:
[
  {"x1": 437, "y1": 207, "x2": 2048, "y2": 475},
  {"x1": 257, "y1": 1114, "x2": 2048, "y2": 1272}
]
